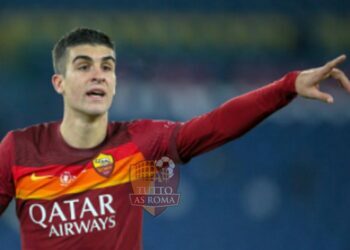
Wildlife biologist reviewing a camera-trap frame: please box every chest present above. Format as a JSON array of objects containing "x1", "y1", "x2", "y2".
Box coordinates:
[{"x1": 13, "y1": 142, "x2": 144, "y2": 201}]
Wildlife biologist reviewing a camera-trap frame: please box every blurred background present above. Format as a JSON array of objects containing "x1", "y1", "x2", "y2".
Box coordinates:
[{"x1": 1, "y1": 1, "x2": 350, "y2": 249}]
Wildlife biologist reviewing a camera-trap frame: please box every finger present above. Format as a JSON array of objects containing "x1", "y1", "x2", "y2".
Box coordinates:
[
  {"x1": 320, "y1": 54, "x2": 347, "y2": 75},
  {"x1": 311, "y1": 90, "x2": 334, "y2": 104},
  {"x1": 330, "y1": 68, "x2": 350, "y2": 92}
]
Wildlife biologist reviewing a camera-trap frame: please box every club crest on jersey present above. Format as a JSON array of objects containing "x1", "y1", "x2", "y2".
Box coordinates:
[{"x1": 92, "y1": 153, "x2": 115, "y2": 177}]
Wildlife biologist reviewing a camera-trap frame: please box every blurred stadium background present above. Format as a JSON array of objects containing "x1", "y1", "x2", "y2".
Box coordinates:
[{"x1": 1, "y1": 1, "x2": 350, "y2": 249}]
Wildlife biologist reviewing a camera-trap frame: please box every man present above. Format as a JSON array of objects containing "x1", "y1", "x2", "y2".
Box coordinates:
[{"x1": 0, "y1": 28, "x2": 349, "y2": 250}]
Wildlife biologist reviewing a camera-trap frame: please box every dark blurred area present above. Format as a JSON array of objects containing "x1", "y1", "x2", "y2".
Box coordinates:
[{"x1": 1, "y1": 1, "x2": 350, "y2": 250}]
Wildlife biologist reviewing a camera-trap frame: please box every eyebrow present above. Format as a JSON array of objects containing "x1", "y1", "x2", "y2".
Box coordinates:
[{"x1": 72, "y1": 55, "x2": 116, "y2": 64}]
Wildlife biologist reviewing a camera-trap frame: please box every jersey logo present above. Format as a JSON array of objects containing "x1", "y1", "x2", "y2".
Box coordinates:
[
  {"x1": 92, "y1": 153, "x2": 115, "y2": 178},
  {"x1": 31, "y1": 173, "x2": 53, "y2": 181},
  {"x1": 60, "y1": 171, "x2": 76, "y2": 186}
]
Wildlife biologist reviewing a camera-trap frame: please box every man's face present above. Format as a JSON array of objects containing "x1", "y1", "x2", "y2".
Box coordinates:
[{"x1": 54, "y1": 44, "x2": 117, "y2": 117}]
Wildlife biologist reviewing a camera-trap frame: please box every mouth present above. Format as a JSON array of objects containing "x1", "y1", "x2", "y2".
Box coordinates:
[{"x1": 86, "y1": 89, "x2": 106, "y2": 99}]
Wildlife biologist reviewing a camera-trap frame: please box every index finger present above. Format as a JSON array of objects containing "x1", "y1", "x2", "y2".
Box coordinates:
[{"x1": 321, "y1": 54, "x2": 347, "y2": 74}]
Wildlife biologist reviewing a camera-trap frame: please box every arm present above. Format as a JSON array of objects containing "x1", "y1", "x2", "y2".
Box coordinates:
[
  {"x1": 0, "y1": 197, "x2": 11, "y2": 216},
  {"x1": 0, "y1": 205, "x2": 6, "y2": 215},
  {"x1": 176, "y1": 55, "x2": 350, "y2": 162},
  {"x1": 0, "y1": 133, "x2": 15, "y2": 216}
]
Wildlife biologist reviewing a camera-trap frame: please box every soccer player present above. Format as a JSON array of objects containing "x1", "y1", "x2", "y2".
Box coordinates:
[{"x1": 0, "y1": 28, "x2": 349, "y2": 250}]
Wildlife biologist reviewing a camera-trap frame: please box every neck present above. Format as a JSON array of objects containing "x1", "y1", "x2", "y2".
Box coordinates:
[{"x1": 60, "y1": 110, "x2": 108, "y2": 149}]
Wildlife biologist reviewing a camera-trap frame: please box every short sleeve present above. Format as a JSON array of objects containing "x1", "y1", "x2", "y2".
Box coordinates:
[
  {"x1": 0, "y1": 132, "x2": 15, "y2": 208},
  {"x1": 128, "y1": 119, "x2": 183, "y2": 164}
]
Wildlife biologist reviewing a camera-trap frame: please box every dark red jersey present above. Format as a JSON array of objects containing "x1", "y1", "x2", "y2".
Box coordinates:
[{"x1": 0, "y1": 72, "x2": 298, "y2": 250}]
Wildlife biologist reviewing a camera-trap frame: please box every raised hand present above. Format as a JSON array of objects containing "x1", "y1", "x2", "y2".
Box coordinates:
[{"x1": 295, "y1": 55, "x2": 350, "y2": 103}]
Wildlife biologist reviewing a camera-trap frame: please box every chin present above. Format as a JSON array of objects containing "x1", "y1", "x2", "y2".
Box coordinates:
[
  {"x1": 79, "y1": 106, "x2": 107, "y2": 117},
  {"x1": 86, "y1": 110, "x2": 108, "y2": 117},
  {"x1": 83, "y1": 103, "x2": 111, "y2": 117}
]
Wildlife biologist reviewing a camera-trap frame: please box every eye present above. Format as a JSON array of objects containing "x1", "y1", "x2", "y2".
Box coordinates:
[
  {"x1": 78, "y1": 64, "x2": 90, "y2": 71},
  {"x1": 102, "y1": 64, "x2": 113, "y2": 71}
]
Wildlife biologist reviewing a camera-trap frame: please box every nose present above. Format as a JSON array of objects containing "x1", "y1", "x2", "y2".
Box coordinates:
[
  {"x1": 91, "y1": 77, "x2": 105, "y2": 84},
  {"x1": 91, "y1": 67, "x2": 106, "y2": 84}
]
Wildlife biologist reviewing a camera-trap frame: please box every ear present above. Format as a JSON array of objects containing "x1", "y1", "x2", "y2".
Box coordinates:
[
  {"x1": 52, "y1": 74, "x2": 64, "y2": 94},
  {"x1": 113, "y1": 75, "x2": 117, "y2": 96}
]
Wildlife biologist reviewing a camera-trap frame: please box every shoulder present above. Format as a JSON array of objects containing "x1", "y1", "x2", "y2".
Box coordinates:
[
  {"x1": 107, "y1": 119, "x2": 181, "y2": 142},
  {"x1": 108, "y1": 119, "x2": 179, "y2": 134},
  {"x1": 126, "y1": 119, "x2": 180, "y2": 133},
  {"x1": 4, "y1": 121, "x2": 59, "y2": 146}
]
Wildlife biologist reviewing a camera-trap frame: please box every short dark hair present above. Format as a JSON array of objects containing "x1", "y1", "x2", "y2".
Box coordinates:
[{"x1": 52, "y1": 27, "x2": 114, "y2": 74}]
